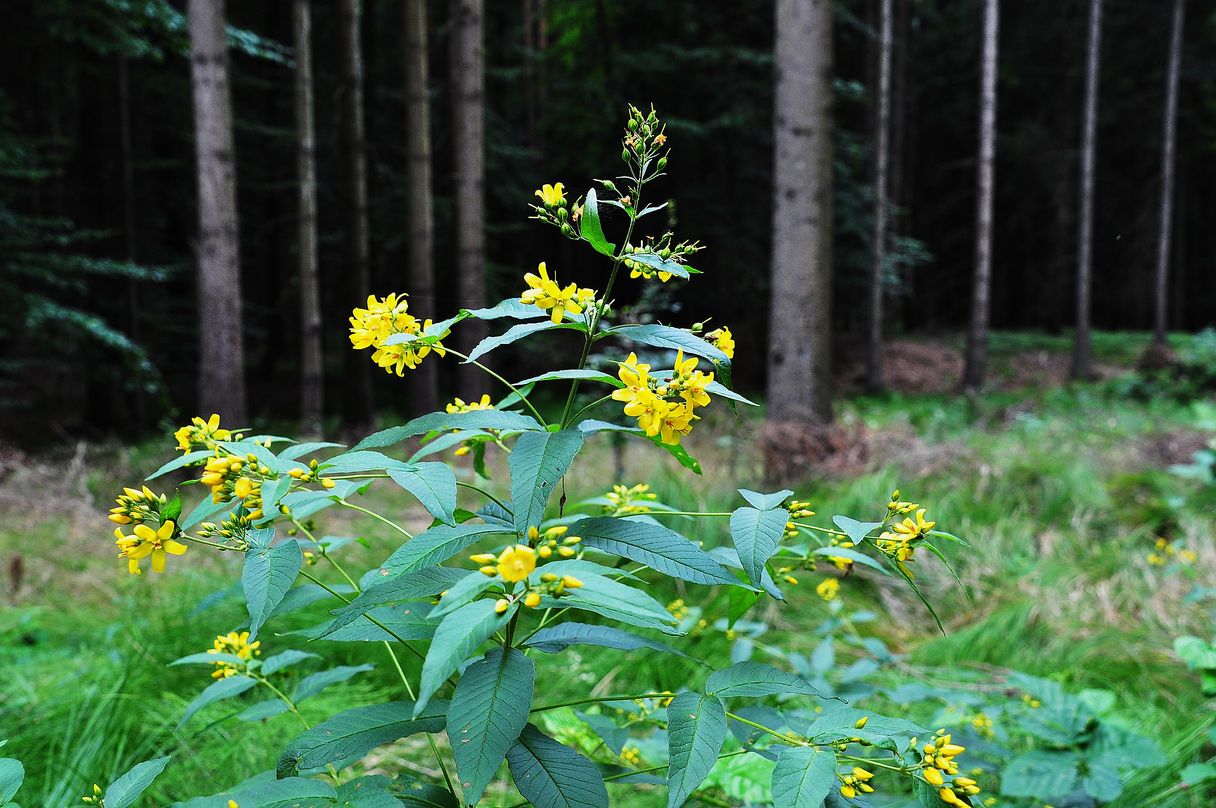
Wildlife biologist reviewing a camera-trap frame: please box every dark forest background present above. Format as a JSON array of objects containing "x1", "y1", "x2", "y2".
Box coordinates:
[{"x1": 1, "y1": 0, "x2": 1213, "y2": 442}]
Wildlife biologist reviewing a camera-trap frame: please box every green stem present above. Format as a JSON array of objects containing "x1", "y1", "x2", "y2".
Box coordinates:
[
  {"x1": 456, "y1": 480, "x2": 512, "y2": 513},
  {"x1": 567, "y1": 393, "x2": 615, "y2": 425},
  {"x1": 444, "y1": 348, "x2": 548, "y2": 427},
  {"x1": 182, "y1": 534, "x2": 234, "y2": 550},
  {"x1": 256, "y1": 676, "x2": 341, "y2": 782},
  {"x1": 296, "y1": 568, "x2": 426, "y2": 663},
  {"x1": 726, "y1": 711, "x2": 804, "y2": 747},
  {"x1": 337, "y1": 499, "x2": 413, "y2": 540}
]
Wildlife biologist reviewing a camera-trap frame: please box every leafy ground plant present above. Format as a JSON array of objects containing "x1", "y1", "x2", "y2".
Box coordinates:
[{"x1": 73, "y1": 107, "x2": 986, "y2": 807}]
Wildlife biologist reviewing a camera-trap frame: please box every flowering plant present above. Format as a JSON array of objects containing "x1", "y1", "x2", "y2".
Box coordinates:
[{"x1": 81, "y1": 107, "x2": 985, "y2": 808}]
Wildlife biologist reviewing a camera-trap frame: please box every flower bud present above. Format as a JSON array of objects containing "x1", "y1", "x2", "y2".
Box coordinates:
[
  {"x1": 627, "y1": 118, "x2": 638, "y2": 131},
  {"x1": 524, "y1": 592, "x2": 542, "y2": 608},
  {"x1": 495, "y1": 599, "x2": 509, "y2": 614},
  {"x1": 657, "y1": 157, "x2": 667, "y2": 170},
  {"x1": 621, "y1": 148, "x2": 631, "y2": 162}
]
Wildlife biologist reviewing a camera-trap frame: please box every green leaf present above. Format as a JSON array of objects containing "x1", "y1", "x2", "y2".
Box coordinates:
[
  {"x1": 396, "y1": 778, "x2": 460, "y2": 808},
  {"x1": 831, "y1": 516, "x2": 883, "y2": 545},
  {"x1": 926, "y1": 528, "x2": 971, "y2": 547},
  {"x1": 809, "y1": 546, "x2": 890, "y2": 574},
  {"x1": 388, "y1": 463, "x2": 459, "y2": 525},
  {"x1": 326, "y1": 568, "x2": 467, "y2": 634},
  {"x1": 666, "y1": 692, "x2": 728, "y2": 808},
  {"x1": 169, "y1": 651, "x2": 246, "y2": 668},
  {"x1": 610, "y1": 324, "x2": 729, "y2": 364},
  {"x1": 466, "y1": 299, "x2": 552, "y2": 321},
  {"x1": 305, "y1": 605, "x2": 436, "y2": 643},
  {"x1": 378, "y1": 524, "x2": 511, "y2": 577},
  {"x1": 1000, "y1": 750, "x2": 1080, "y2": 799},
  {"x1": 541, "y1": 574, "x2": 679, "y2": 633},
  {"x1": 177, "y1": 777, "x2": 338, "y2": 808},
  {"x1": 705, "y1": 662, "x2": 822, "y2": 699},
  {"x1": 0, "y1": 759, "x2": 22, "y2": 803},
  {"x1": 728, "y1": 589, "x2": 761, "y2": 627},
  {"x1": 279, "y1": 441, "x2": 346, "y2": 461},
  {"x1": 429, "y1": 571, "x2": 500, "y2": 620},
  {"x1": 770, "y1": 746, "x2": 835, "y2": 808},
  {"x1": 178, "y1": 676, "x2": 256, "y2": 727},
  {"x1": 1180, "y1": 762, "x2": 1216, "y2": 785},
  {"x1": 236, "y1": 699, "x2": 290, "y2": 722},
  {"x1": 879, "y1": 551, "x2": 945, "y2": 634},
  {"x1": 623, "y1": 251, "x2": 690, "y2": 279},
  {"x1": 334, "y1": 775, "x2": 401, "y2": 808},
  {"x1": 507, "y1": 724, "x2": 609, "y2": 808},
  {"x1": 260, "y1": 650, "x2": 319, "y2": 675},
  {"x1": 729, "y1": 507, "x2": 789, "y2": 588},
  {"x1": 104, "y1": 755, "x2": 171, "y2": 808},
  {"x1": 146, "y1": 449, "x2": 212, "y2": 480},
  {"x1": 354, "y1": 411, "x2": 544, "y2": 451},
  {"x1": 449, "y1": 648, "x2": 536, "y2": 805},
  {"x1": 468, "y1": 321, "x2": 585, "y2": 363},
  {"x1": 511, "y1": 430, "x2": 584, "y2": 533},
  {"x1": 416, "y1": 599, "x2": 513, "y2": 714},
  {"x1": 217, "y1": 440, "x2": 279, "y2": 473},
  {"x1": 320, "y1": 449, "x2": 400, "y2": 473},
  {"x1": 291, "y1": 665, "x2": 374, "y2": 704},
  {"x1": 278, "y1": 700, "x2": 449, "y2": 776},
  {"x1": 181, "y1": 496, "x2": 232, "y2": 530},
  {"x1": 804, "y1": 705, "x2": 926, "y2": 752},
  {"x1": 523, "y1": 622, "x2": 687, "y2": 657},
  {"x1": 162, "y1": 494, "x2": 183, "y2": 522},
  {"x1": 656, "y1": 439, "x2": 703, "y2": 474},
  {"x1": 571, "y1": 517, "x2": 739, "y2": 586},
  {"x1": 1175, "y1": 635, "x2": 1216, "y2": 670},
  {"x1": 580, "y1": 188, "x2": 616, "y2": 257},
  {"x1": 738, "y1": 489, "x2": 794, "y2": 511},
  {"x1": 1079, "y1": 761, "x2": 1122, "y2": 801},
  {"x1": 242, "y1": 538, "x2": 302, "y2": 639},
  {"x1": 516, "y1": 369, "x2": 623, "y2": 388}
]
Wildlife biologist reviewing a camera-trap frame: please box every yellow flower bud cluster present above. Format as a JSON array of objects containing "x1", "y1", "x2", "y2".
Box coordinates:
[
  {"x1": 886, "y1": 488, "x2": 920, "y2": 515},
  {"x1": 619, "y1": 745, "x2": 643, "y2": 767},
  {"x1": 286, "y1": 457, "x2": 324, "y2": 483},
  {"x1": 174, "y1": 413, "x2": 236, "y2": 453},
  {"x1": 611, "y1": 350, "x2": 714, "y2": 446},
  {"x1": 666, "y1": 598, "x2": 689, "y2": 621},
  {"x1": 530, "y1": 525, "x2": 582, "y2": 560},
  {"x1": 919, "y1": 731, "x2": 980, "y2": 805},
  {"x1": 603, "y1": 483, "x2": 657, "y2": 516},
  {"x1": 876, "y1": 508, "x2": 936, "y2": 567},
  {"x1": 520, "y1": 263, "x2": 595, "y2": 325},
  {"x1": 838, "y1": 766, "x2": 875, "y2": 799},
  {"x1": 82, "y1": 783, "x2": 104, "y2": 805},
  {"x1": 349, "y1": 293, "x2": 447, "y2": 375},
  {"x1": 468, "y1": 539, "x2": 583, "y2": 612},
  {"x1": 208, "y1": 630, "x2": 261, "y2": 679},
  {"x1": 108, "y1": 485, "x2": 168, "y2": 525},
  {"x1": 970, "y1": 712, "x2": 995, "y2": 738},
  {"x1": 815, "y1": 577, "x2": 840, "y2": 601},
  {"x1": 197, "y1": 510, "x2": 255, "y2": 543}
]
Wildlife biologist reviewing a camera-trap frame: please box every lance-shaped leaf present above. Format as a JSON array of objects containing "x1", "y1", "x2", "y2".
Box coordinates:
[
  {"x1": 610, "y1": 324, "x2": 729, "y2": 365},
  {"x1": 507, "y1": 724, "x2": 609, "y2": 808},
  {"x1": 293, "y1": 664, "x2": 374, "y2": 703},
  {"x1": 178, "y1": 676, "x2": 256, "y2": 727},
  {"x1": 304, "y1": 604, "x2": 436, "y2": 643},
  {"x1": 429, "y1": 571, "x2": 501, "y2": 620},
  {"x1": 334, "y1": 775, "x2": 401, "y2": 808},
  {"x1": 832, "y1": 515, "x2": 883, "y2": 546},
  {"x1": 770, "y1": 746, "x2": 836, "y2": 808},
  {"x1": 180, "y1": 777, "x2": 337, "y2": 808},
  {"x1": 516, "y1": 369, "x2": 623, "y2": 388},
  {"x1": 623, "y1": 251, "x2": 691, "y2": 279},
  {"x1": 539, "y1": 574, "x2": 679, "y2": 633},
  {"x1": 810, "y1": 546, "x2": 889, "y2": 574},
  {"x1": 416, "y1": 599, "x2": 514, "y2": 714},
  {"x1": 523, "y1": 622, "x2": 687, "y2": 658},
  {"x1": 666, "y1": 692, "x2": 728, "y2": 808},
  {"x1": 277, "y1": 700, "x2": 449, "y2": 776},
  {"x1": 355, "y1": 410, "x2": 544, "y2": 450},
  {"x1": 580, "y1": 188, "x2": 616, "y2": 257},
  {"x1": 467, "y1": 321, "x2": 586, "y2": 363},
  {"x1": 146, "y1": 449, "x2": 212, "y2": 480},
  {"x1": 260, "y1": 649, "x2": 319, "y2": 675},
  {"x1": 449, "y1": 648, "x2": 535, "y2": 805},
  {"x1": 511, "y1": 430, "x2": 584, "y2": 533},
  {"x1": 738, "y1": 489, "x2": 794, "y2": 511},
  {"x1": 278, "y1": 440, "x2": 345, "y2": 461},
  {"x1": 729, "y1": 506, "x2": 789, "y2": 588},
  {"x1": 388, "y1": 462, "x2": 459, "y2": 525},
  {"x1": 326, "y1": 567, "x2": 467, "y2": 634},
  {"x1": 378, "y1": 523, "x2": 511, "y2": 577},
  {"x1": 104, "y1": 755, "x2": 171, "y2": 808},
  {"x1": 572, "y1": 517, "x2": 739, "y2": 586},
  {"x1": 705, "y1": 662, "x2": 822, "y2": 699},
  {"x1": 0, "y1": 757, "x2": 22, "y2": 803},
  {"x1": 242, "y1": 537, "x2": 302, "y2": 639}
]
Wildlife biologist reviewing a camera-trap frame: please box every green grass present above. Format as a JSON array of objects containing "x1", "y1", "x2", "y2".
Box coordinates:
[{"x1": 1, "y1": 336, "x2": 1213, "y2": 806}]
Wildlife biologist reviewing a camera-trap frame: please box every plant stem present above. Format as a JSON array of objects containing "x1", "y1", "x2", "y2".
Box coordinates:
[
  {"x1": 567, "y1": 393, "x2": 615, "y2": 425},
  {"x1": 456, "y1": 480, "x2": 511, "y2": 513},
  {"x1": 296, "y1": 567, "x2": 426, "y2": 663},
  {"x1": 725, "y1": 711, "x2": 805, "y2": 746},
  {"x1": 444, "y1": 348, "x2": 547, "y2": 427},
  {"x1": 337, "y1": 499, "x2": 413, "y2": 540},
  {"x1": 256, "y1": 675, "x2": 342, "y2": 782}
]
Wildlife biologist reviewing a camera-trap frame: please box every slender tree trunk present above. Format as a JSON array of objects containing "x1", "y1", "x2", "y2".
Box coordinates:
[
  {"x1": 406, "y1": 0, "x2": 439, "y2": 415},
  {"x1": 1152, "y1": 0, "x2": 1184, "y2": 348},
  {"x1": 117, "y1": 54, "x2": 146, "y2": 429},
  {"x1": 1071, "y1": 0, "x2": 1103, "y2": 381},
  {"x1": 188, "y1": 0, "x2": 247, "y2": 424},
  {"x1": 451, "y1": 0, "x2": 488, "y2": 397},
  {"x1": 866, "y1": 0, "x2": 893, "y2": 392},
  {"x1": 766, "y1": 0, "x2": 834, "y2": 424},
  {"x1": 340, "y1": 0, "x2": 375, "y2": 429},
  {"x1": 962, "y1": 0, "x2": 999, "y2": 393},
  {"x1": 295, "y1": 0, "x2": 323, "y2": 433}
]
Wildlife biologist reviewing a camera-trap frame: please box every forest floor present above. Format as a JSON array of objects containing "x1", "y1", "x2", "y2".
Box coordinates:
[{"x1": 0, "y1": 330, "x2": 1213, "y2": 806}]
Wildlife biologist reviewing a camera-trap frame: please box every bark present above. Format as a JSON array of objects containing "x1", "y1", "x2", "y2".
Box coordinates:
[
  {"x1": 766, "y1": 0, "x2": 834, "y2": 425},
  {"x1": 1071, "y1": 0, "x2": 1103, "y2": 381},
  {"x1": 451, "y1": 0, "x2": 488, "y2": 397},
  {"x1": 962, "y1": 0, "x2": 999, "y2": 393},
  {"x1": 1152, "y1": 0, "x2": 1184, "y2": 347},
  {"x1": 866, "y1": 0, "x2": 893, "y2": 392},
  {"x1": 405, "y1": 0, "x2": 439, "y2": 414},
  {"x1": 117, "y1": 54, "x2": 145, "y2": 428},
  {"x1": 295, "y1": 0, "x2": 323, "y2": 433},
  {"x1": 340, "y1": 0, "x2": 375, "y2": 429},
  {"x1": 188, "y1": 0, "x2": 247, "y2": 424}
]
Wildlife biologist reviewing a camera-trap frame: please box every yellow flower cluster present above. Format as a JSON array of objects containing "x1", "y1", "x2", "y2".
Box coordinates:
[
  {"x1": 887, "y1": 489, "x2": 920, "y2": 515},
  {"x1": 108, "y1": 485, "x2": 167, "y2": 525},
  {"x1": 349, "y1": 293, "x2": 447, "y2": 375},
  {"x1": 535, "y1": 182, "x2": 566, "y2": 207},
  {"x1": 603, "y1": 483, "x2": 657, "y2": 515},
  {"x1": 200, "y1": 452, "x2": 269, "y2": 515},
  {"x1": 174, "y1": 413, "x2": 235, "y2": 453},
  {"x1": 816, "y1": 577, "x2": 840, "y2": 601},
  {"x1": 839, "y1": 766, "x2": 875, "y2": 799},
  {"x1": 783, "y1": 499, "x2": 815, "y2": 538},
  {"x1": 1147, "y1": 536, "x2": 1197, "y2": 565},
  {"x1": 919, "y1": 731, "x2": 980, "y2": 805},
  {"x1": 520, "y1": 263, "x2": 595, "y2": 324},
  {"x1": 704, "y1": 326, "x2": 735, "y2": 360},
  {"x1": 467, "y1": 536, "x2": 584, "y2": 613},
  {"x1": 666, "y1": 598, "x2": 689, "y2": 621},
  {"x1": 208, "y1": 630, "x2": 261, "y2": 678},
  {"x1": 82, "y1": 783, "x2": 103, "y2": 805},
  {"x1": 611, "y1": 351, "x2": 714, "y2": 445},
  {"x1": 619, "y1": 746, "x2": 643, "y2": 767},
  {"x1": 113, "y1": 520, "x2": 186, "y2": 575},
  {"x1": 876, "y1": 508, "x2": 936, "y2": 567},
  {"x1": 447, "y1": 394, "x2": 494, "y2": 415},
  {"x1": 970, "y1": 712, "x2": 995, "y2": 738}
]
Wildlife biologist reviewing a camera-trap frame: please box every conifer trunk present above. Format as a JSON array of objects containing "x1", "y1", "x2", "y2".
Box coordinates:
[
  {"x1": 1152, "y1": 0, "x2": 1184, "y2": 348},
  {"x1": 867, "y1": 0, "x2": 893, "y2": 392},
  {"x1": 1071, "y1": 0, "x2": 1102, "y2": 381},
  {"x1": 295, "y1": 0, "x2": 323, "y2": 433}
]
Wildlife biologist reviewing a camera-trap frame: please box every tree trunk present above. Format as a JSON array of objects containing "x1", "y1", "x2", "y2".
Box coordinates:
[
  {"x1": 405, "y1": 0, "x2": 439, "y2": 415},
  {"x1": 866, "y1": 0, "x2": 893, "y2": 392},
  {"x1": 295, "y1": 0, "x2": 323, "y2": 433},
  {"x1": 962, "y1": 0, "x2": 999, "y2": 393},
  {"x1": 188, "y1": 0, "x2": 247, "y2": 424},
  {"x1": 451, "y1": 0, "x2": 488, "y2": 397},
  {"x1": 340, "y1": 0, "x2": 375, "y2": 429},
  {"x1": 1071, "y1": 0, "x2": 1103, "y2": 381},
  {"x1": 117, "y1": 54, "x2": 146, "y2": 429},
  {"x1": 766, "y1": 0, "x2": 834, "y2": 425},
  {"x1": 1152, "y1": 0, "x2": 1184, "y2": 348}
]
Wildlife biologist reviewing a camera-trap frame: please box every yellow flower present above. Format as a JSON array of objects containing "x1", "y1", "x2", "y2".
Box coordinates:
[
  {"x1": 174, "y1": 413, "x2": 233, "y2": 452},
  {"x1": 520, "y1": 263, "x2": 594, "y2": 324},
  {"x1": 446, "y1": 394, "x2": 494, "y2": 414},
  {"x1": 705, "y1": 327, "x2": 735, "y2": 359},
  {"x1": 816, "y1": 577, "x2": 840, "y2": 601},
  {"x1": 208, "y1": 630, "x2": 261, "y2": 678},
  {"x1": 497, "y1": 545, "x2": 537, "y2": 582},
  {"x1": 109, "y1": 485, "x2": 167, "y2": 525},
  {"x1": 524, "y1": 592, "x2": 542, "y2": 608},
  {"x1": 114, "y1": 520, "x2": 186, "y2": 574},
  {"x1": 350, "y1": 293, "x2": 447, "y2": 375},
  {"x1": 534, "y1": 182, "x2": 566, "y2": 207}
]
